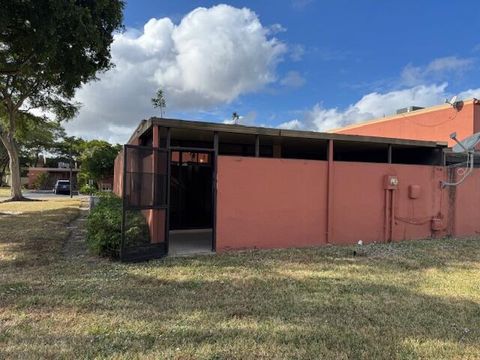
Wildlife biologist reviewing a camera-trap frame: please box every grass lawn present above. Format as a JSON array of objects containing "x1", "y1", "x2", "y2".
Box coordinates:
[
  {"x1": 0, "y1": 187, "x2": 11, "y2": 197},
  {"x1": 1, "y1": 200, "x2": 480, "y2": 359}
]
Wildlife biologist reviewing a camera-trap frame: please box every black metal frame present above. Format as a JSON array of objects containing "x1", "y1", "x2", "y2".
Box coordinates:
[
  {"x1": 120, "y1": 144, "x2": 169, "y2": 262},
  {"x1": 120, "y1": 128, "x2": 219, "y2": 261}
]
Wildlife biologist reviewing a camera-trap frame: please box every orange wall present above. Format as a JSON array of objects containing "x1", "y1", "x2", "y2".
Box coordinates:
[
  {"x1": 335, "y1": 101, "x2": 478, "y2": 146},
  {"x1": 216, "y1": 156, "x2": 451, "y2": 251},
  {"x1": 216, "y1": 156, "x2": 328, "y2": 251}
]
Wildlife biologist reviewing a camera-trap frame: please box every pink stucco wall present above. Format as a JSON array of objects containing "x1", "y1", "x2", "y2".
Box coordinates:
[
  {"x1": 334, "y1": 100, "x2": 478, "y2": 147},
  {"x1": 331, "y1": 162, "x2": 448, "y2": 245},
  {"x1": 452, "y1": 168, "x2": 480, "y2": 237},
  {"x1": 216, "y1": 156, "x2": 328, "y2": 251},
  {"x1": 216, "y1": 156, "x2": 452, "y2": 251}
]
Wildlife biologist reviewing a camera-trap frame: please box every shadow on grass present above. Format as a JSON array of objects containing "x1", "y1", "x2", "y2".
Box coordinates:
[
  {"x1": 2, "y1": 208, "x2": 480, "y2": 358},
  {"x1": 0, "y1": 207, "x2": 79, "y2": 268},
  {"x1": 1, "y1": 265, "x2": 479, "y2": 359}
]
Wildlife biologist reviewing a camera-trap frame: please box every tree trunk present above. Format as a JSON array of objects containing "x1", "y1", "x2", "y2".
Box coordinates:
[
  {"x1": 0, "y1": 162, "x2": 7, "y2": 186},
  {"x1": 0, "y1": 133, "x2": 24, "y2": 200}
]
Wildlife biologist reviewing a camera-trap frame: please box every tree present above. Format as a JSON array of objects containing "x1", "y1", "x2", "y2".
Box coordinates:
[
  {"x1": 0, "y1": 0, "x2": 124, "y2": 200},
  {"x1": 152, "y1": 89, "x2": 166, "y2": 118},
  {"x1": 232, "y1": 112, "x2": 240, "y2": 124},
  {"x1": 17, "y1": 118, "x2": 65, "y2": 167},
  {"x1": 0, "y1": 142, "x2": 8, "y2": 186},
  {"x1": 52, "y1": 136, "x2": 87, "y2": 167},
  {"x1": 80, "y1": 140, "x2": 121, "y2": 186}
]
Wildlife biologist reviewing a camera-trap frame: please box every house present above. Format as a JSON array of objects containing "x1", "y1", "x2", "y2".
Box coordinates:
[
  {"x1": 331, "y1": 98, "x2": 480, "y2": 146},
  {"x1": 114, "y1": 107, "x2": 480, "y2": 261},
  {"x1": 27, "y1": 162, "x2": 79, "y2": 190}
]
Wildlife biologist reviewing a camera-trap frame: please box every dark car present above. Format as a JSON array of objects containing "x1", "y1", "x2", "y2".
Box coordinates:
[{"x1": 54, "y1": 180, "x2": 71, "y2": 195}]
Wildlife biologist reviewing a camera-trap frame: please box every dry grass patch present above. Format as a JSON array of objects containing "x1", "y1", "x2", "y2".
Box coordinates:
[
  {"x1": 0, "y1": 197, "x2": 80, "y2": 214},
  {"x1": 0, "y1": 187, "x2": 11, "y2": 197},
  {"x1": 1, "y1": 202, "x2": 480, "y2": 359}
]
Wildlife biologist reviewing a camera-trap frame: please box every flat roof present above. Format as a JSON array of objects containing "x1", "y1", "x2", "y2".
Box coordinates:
[
  {"x1": 28, "y1": 167, "x2": 80, "y2": 172},
  {"x1": 129, "y1": 117, "x2": 448, "y2": 149},
  {"x1": 329, "y1": 98, "x2": 479, "y2": 133}
]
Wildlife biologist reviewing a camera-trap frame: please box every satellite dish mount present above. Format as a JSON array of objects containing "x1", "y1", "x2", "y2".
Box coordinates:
[
  {"x1": 442, "y1": 132, "x2": 480, "y2": 187},
  {"x1": 445, "y1": 95, "x2": 462, "y2": 111}
]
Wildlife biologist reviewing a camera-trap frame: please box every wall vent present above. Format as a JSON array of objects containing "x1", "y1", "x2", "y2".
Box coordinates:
[{"x1": 396, "y1": 106, "x2": 424, "y2": 115}]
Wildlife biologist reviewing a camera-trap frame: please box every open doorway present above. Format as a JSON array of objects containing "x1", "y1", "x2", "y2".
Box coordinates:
[{"x1": 169, "y1": 150, "x2": 214, "y2": 256}]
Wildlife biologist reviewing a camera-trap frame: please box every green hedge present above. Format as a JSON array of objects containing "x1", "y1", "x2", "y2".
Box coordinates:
[
  {"x1": 79, "y1": 183, "x2": 97, "y2": 195},
  {"x1": 86, "y1": 194, "x2": 150, "y2": 259}
]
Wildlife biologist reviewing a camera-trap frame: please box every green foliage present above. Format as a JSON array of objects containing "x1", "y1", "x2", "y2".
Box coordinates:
[
  {"x1": 86, "y1": 194, "x2": 150, "y2": 259},
  {"x1": 79, "y1": 184, "x2": 97, "y2": 195},
  {"x1": 87, "y1": 194, "x2": 122, "y2": 258},
  {"x1": 32, "y1": 172, "x2": 50, "y2": 190},
  {"x1": 0, "y1": 0, "x2": 124, "y2": 198},
  {"x1": 0, "y1": 0, "x2": 124, "y2": 106},
  {"x1": 152, "y1": 89, "x2": 166, "y2": 117},
  {"x1": 80, "y1": 140, "x2": 121, "y2": 184},
  {"x1": 17, "y1": 118, "x2": 66, "y2": 167}
]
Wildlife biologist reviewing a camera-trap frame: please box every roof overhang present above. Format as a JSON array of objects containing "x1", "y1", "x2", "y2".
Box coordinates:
[{"x1": 129, "y1": 117, "x2": 447, "y2": 149}]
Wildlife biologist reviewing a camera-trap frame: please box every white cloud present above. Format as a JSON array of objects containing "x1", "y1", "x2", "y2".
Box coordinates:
[
  {"x1": 458, "y1": 88, "x2": 480, "y2": 100},
  {"x1": 280, "y1": 71, "x2": 306, "y2": 88},
  {"x1": 290, "y1": 44, "x2": 305, "y2": 62},
  {"x1": 401, "y1": 56, "x2": 474, "y2": 86},
  {"x1": 223, "y1": 111, "x2": 257, "y2": 126},
  {"x1": 66, "y1": 5, "x2": 287, "y2": 142},
  {"x1": 291, "y1": 0, "x2": 314, "y2": 10},
  {"x1": 279, "y1": 83, "x2": 480, "y2": 132},
  {"x1": 278, "y1": 119, "x2": 303, "y2": 130}
]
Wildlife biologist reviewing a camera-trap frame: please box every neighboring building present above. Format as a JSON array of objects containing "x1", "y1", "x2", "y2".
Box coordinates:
[
  {"x1": 27, "y1": 165, "x2": 79, "y2": 190},
  {"x1": 98, "y1": 176, "x2": 113, "y2": 191},
  {"x1": 113, "y1": 115, "x2": 480, "y2": 261},
  {"x1": 331, "y1": 98, "x2": 480, "y2": 146}
]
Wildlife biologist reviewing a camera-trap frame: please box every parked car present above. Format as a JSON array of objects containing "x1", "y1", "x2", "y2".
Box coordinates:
[{"x1": 54, "y1": 180, "x2": 71, "y2": 195}]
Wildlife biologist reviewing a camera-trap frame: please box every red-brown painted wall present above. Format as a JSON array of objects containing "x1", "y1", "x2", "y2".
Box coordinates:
[
  {"x1": 452, "y1": 169, "x2": 480, "y2": 237},
  {"x1": 216, "y1": 156, "x2": 328, "y2": 251},
  {"x1": 113, "y1": 150, "x2": 124, "y2": 196},
  {"x1": 331, "y1": 162, "x2": 448, "y2": 245},
  {"x1": 334, "y1": 100, "x2": 478, "y2": 146},
  {"x1": 216, "y1": 156, "x2": 452, "y2": 251}
]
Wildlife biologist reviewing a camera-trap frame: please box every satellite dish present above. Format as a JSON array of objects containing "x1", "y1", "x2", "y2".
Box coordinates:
[
  {"x1": 451, "y1": 132, "x2": 480, "y2": 153},
  {"x1": 445, "y1": 95, "x2": 462, "y2": 110},
  {"x1": 442, "y1": 131, "x2": 480, "y2": 187},
  {"x1": 445, "y1": 95, "x2": 458, "y2": 105}
]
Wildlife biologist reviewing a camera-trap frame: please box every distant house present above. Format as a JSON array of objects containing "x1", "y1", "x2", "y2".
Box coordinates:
[
  {"x1": 27, "y1": 162, "x2": 79, "y2": 190},
  {"x1": 98, "y1": 175, "x2": 113, "y2": 191}
]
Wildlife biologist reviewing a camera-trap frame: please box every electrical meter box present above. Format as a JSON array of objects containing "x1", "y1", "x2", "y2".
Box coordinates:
[{"x1": 384, "y1": 175, "x2": 399, "y2": 190}]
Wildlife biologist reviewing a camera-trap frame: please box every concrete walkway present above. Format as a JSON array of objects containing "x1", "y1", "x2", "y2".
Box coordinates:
[
  {"x1": 63, "y1": 200, "x2": 90, "y2": 259},
  {"x1": 169, "y1": 229, "x2": 214, "y2": 257}
]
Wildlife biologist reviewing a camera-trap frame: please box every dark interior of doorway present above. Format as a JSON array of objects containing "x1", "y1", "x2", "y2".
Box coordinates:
[{"x1": 169, "y1": 151, "x2": 213, "y2": 256}]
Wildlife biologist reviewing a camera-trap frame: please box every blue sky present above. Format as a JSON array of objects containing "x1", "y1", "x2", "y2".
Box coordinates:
[{"x1": 66, "y1": 1, "x2": 480, "y2": 142}]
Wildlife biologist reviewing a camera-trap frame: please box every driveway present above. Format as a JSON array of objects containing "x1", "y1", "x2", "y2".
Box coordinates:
[
  {"x1": 0, "y1": 190, "x2": 87, "y2": 201},
  {"x1": 23, "y1": 191, "x2": 86, "y2": 200}
]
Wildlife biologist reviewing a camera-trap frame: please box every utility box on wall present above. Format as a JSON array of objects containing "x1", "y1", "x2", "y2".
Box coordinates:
[
  {"x1": 409, "y1": 184, "x2": 421, "y2": 199},
  {"x1": 384, "y1": 175, "x2": 399, "y2": 190},
  {"x1": 431, "y1": 217, "x2": 444, "y2": 231}
]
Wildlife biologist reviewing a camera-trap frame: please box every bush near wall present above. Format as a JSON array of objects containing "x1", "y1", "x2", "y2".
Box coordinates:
[
  {"x1": 79, "y1": 183, "x2": 97, "y2": 195},
  {"x1": 86, "y1": 194, "x2": 150, "y2": 259},
  {"x1": 33, "y1": 172, "x2": 50, "y2": 190}
]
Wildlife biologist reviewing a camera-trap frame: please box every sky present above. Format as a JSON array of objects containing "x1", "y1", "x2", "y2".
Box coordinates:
[{"x1": 64, "y1": 0, "x2": 480, "y2": 143}]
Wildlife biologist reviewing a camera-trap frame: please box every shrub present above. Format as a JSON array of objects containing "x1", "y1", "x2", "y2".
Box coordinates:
[
  {"x1": 86, "y1": 194, "x2": 150, "y2": 259},
  {"x1": 79, "y1": 183, "x2": 97, "y2": 194},
  {"x1": 33, "y1": 172, "x2": 50, "y2": 190}
]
